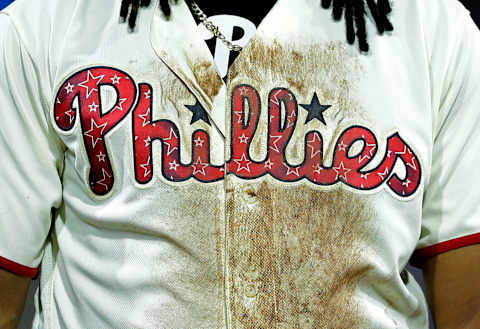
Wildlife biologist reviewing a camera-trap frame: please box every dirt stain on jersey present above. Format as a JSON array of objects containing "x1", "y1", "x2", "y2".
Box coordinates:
[
  {"x1": 224, "y1": 39, "x2": 375, "y2": 328},
  {"x1": 225, "y1": 178, "x2": 377, "y2": 329},
  {"x1": 227, "y1": 39, "x2": 369, "y2": 165},
  {"x1": 191, "y1": 61, "x2": 223, "y2": 101},
  {"x1": 228, "y1": 39, "x2": 365, "y2": 119}
]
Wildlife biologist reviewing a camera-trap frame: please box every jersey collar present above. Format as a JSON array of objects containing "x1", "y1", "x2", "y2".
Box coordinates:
[{"x1": 149, "y1": 0, "x2": 293, "y2": 137}]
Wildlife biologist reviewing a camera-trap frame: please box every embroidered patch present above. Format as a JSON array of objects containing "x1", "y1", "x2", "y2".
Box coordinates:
[{"x1": 53, "y1": 67, "x2": 421, "y2": 199}]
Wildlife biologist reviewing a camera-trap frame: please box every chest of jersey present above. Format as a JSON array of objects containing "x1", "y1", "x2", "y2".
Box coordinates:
[{"x1": 46, "y1": 2, "x2": 431, "y2": 328}]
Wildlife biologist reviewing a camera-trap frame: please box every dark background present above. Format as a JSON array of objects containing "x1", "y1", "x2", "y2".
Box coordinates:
[
  {"x1": 461, "y1": 0, "x2": 480, "y2": 25},
  {"x1": 0, "y1": 0, "x2": 478, "y2": 20},
  {"x1": 0, "y1": 0, "x2": 478, "y2": 328},
  {"x1": 1, "y1": 0, "x2": 479, "y2": 25},
  {"x1": 1, "y1": 0, "x2": 479, "y2": 26}
]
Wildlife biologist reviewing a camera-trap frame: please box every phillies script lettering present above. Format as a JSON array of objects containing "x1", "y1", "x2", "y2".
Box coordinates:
[{"x1": 54, "y1": 67, "x2": 421, "y2": 197}]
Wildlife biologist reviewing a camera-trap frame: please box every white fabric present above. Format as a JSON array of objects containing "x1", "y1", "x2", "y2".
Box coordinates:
[{"x1": 0, "y1": 0, "x2": 479, "y2": 328}]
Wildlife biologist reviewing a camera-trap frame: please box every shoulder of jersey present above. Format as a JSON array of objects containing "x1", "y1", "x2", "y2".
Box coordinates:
[
  {"x1": 2, "y1": 0, "x2": 125, "y2": 36},
  {"x1": 397, "y1": 0, "x2": 469, "y2": 27},
  {"x1": 2, "y1": 0, "x2": 75, "y2": 52},
  {"x1": 2, "y1": 0, "x2": 130, "y2": 62},
  {"x1": 2, "y1": 0, "x2": 76, "y2": 26}
]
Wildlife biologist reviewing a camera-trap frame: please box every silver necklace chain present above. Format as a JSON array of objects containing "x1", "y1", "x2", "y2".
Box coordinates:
[{"x1": 189, "y1": 1, "x2": 243, "y2": 52}]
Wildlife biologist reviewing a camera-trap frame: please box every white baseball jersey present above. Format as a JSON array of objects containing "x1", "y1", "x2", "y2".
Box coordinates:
[{"x1": 1, "y1": 0, "x2": 480, "y2": 328}]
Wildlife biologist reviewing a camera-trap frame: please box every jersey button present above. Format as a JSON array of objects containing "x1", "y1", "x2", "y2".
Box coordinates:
[{"x1": 242, "y1": 265, "x2": 261, "y2": 298}]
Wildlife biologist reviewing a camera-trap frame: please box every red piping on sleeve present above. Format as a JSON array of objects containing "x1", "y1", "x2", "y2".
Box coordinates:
[
  {"x1": 412, "y1": 232, "x2": 480, "y2": 263},
  {"x1": 0, "y1": 255, "x2": 38, "y2": 279}
]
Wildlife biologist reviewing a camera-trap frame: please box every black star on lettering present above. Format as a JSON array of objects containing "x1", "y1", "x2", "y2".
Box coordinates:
[
  {"x1": 185, "y1": 100, "x2": 211, "y2": 126},
  {"x1": 300, "y1": 92, "x2": 331, "y2": 125}
]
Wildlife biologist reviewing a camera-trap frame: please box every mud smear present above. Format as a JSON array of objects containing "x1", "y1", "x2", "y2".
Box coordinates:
[
  {"x1": 228, "y1": 39, "x2": 364, "y2": 112},
  {"x1": 224, "y1": 38, "x2": 376, "y2": 328},
  {"x1": 227, "y1": 39, "x2": 368, "y2": 165},
  {"x1": 191, "y1": 61, "x2": 224, "y2": 101},
  {"x1": 225, "y1": 178, "x2": 377, "y2": 329}
]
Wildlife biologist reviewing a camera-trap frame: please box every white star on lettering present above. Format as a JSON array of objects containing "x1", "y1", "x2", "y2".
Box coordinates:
[
  {"x1": 84, "y1": 119, "x2": 107, "y2": 148},
  {"x1": 338, "y1": 140, "x2": 348, "y2": 152},
  {"x1": 396, "y1": 146, "x2": 407, "y2": 156},
  {"x1": 283, "y1": 163, "x2": 300, "y2": 177},
  {"x1": 238, "y1": 133, "x2": 249, "y2": 144},
  {"x1": 56, "y1": 98, "x2": 61, "y2": 104},
  {"x1": 307, "y1": 133, "x2": 322, "y2": 159},
  {"x1": 366, "y1": 143, "x2": 377, "y2": 157},
  {"x1": 65, "y1": 108, "x2": 75, "y2": 124},
  {"x1": 96, "y1": 168, "x2": 112, "y2": 190},
  {"x1": 233, "y1": 153, "x2": 252, "y2": 173},
  {"x1": 360, "y1": 173, "x2": 369, "y2": 180},
  {"x1": 269, "y1": 135, "x2": 283, "y2": 153},
  {"x1": 271, "y1": 89, "x2": 282, "y2": 105},
  {"x1": 355, "y1": 140, "x2": 376, "y2": 163},
  {"x1": 239, "y1": 86, "x2": 249, "y2": 96},
  {"x1": 96, "y1": 151, "x2": 106, "y2": 162},
  {"x1": 78, "y1": 70, "x2": 104, "y2": 99},
  {"x1": 313, "y1": 164, "x2": 323, "y2": 174},
  {"x1": 114, "y1": 98, "x2": 127, "y2": 111},
  {"x1": 144, "y1": 89, "x2": 151, "y2": 99},
  {"x1": 234, "y1": 111, "x2": 243, "y2": 124},
  {"x1": 358, "y1": 153, "x2": 370, "y2": 164},
  {"x1": 402, "y1": 179, "x2": 412, "y2": 187},
  {"x1": 406, "y1": 156, "x2": 417, "y2": 171},
  {"x1": 164, "y1": 128, "x2": 178, "y2": 156},
  {"x1": 110, "y1": 74, "x2": 121, "y2": 85},
  {"x1": 138, "y1": 107, "x2": 150, "y2": 127},
  {"x1": 144, "y1": 136, "x2": 151, "y2": 147},
  {"x1": 169, "y1": 160, "x2": 180, "y2": 171},
  {"x1": 89, "y1": 102, "x2": 99, "y2": 113},
  {"x1": 65, "y1": 82, "x2": 74, "y2": 94},
  {"x1": 140, "y1": 156, "x2": 151, "y2": 178},
  {"x1": 333, "y1": 161, "x2": 351, "y2": 181},
  {"x1": 404, "y1": 149, "x2": 418, "y2": 171},
  {"x1": 287, "y1": 112, "x2": 296, "y2": 128},
  {"x1": 377, "y1": 167, "x2": 390, "y2": 179},
  {"x1": 191, "y1": 157, "x2": 208, "y2": 176},
  {"x1": 395, "y1": 146, "x2": 417, "y2": 170},
  {"x1": 264, "y1": 159, "x2": 274, "y2": 169},
  {"x1": 194, "y1": 136, "x2": 205, "y2": 147},
  {"x1": 387, "y1": 150, "x2": 392, "y2": 158}
]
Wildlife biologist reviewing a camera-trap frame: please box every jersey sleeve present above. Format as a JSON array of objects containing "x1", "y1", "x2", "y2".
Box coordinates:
[
  {"x1": 412, "y1": 3, "x2": 480, "y2": 262},
  {"x1": 0, "y1": 13, "x2": 64, "y2": 278}
]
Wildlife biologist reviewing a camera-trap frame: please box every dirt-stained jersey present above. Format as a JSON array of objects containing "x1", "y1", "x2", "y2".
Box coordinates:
[{"x1": 1, "y1": 0, "x2": 480, "y2": 328}]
